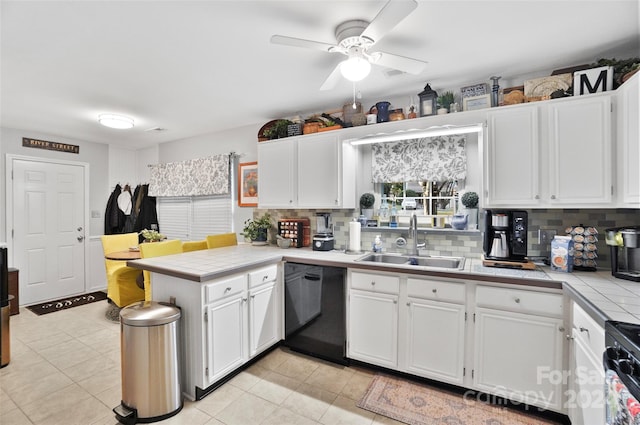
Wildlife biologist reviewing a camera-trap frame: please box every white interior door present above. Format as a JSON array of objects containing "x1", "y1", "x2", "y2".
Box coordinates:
[{"x1": 11, "y1": 158, "x2": 86, "y2": 305}]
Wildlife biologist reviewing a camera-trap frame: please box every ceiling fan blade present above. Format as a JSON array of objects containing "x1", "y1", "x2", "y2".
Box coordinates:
[
  {"x1": 373, "y1": 51, "x2": 427, "y2": 75},
  {"x1": 270, "y1": 35, "x2": 337, "y2": 52},
  {"x1": 361, "y1": 0, "x2": 417, "y2": 44},
  {"x1": 319, "y1": 63, "x2": 343, "y2": 91}
]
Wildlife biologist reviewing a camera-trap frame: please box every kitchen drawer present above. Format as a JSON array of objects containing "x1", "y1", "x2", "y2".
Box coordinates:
[
  {"x1": 205, "y1": 274, "x2": 246, "y2": 304},
  {"x1": 476, "y1": 285, "x2": 563, "y2": 317},
  {"x1": 407, "y1": 277, "x2": 465, "y2": 304},
  {"x1": 351, "y1": 271, "x2": 399, "y2": 294},
  {"x1": 572, "y1": 301, "x2": 605, "y2": 357},
  {"x1": 249, "y1": 264, "x2": 278, "y2": 288}
]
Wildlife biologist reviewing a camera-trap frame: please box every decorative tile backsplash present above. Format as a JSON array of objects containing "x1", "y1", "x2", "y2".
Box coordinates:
[{"x1": 256, "y1": 208, "x2": 639, "y2": 270}]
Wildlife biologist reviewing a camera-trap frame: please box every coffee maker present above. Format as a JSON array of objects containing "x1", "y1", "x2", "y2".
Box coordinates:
[
  {"x1": 483, "y1": 210, "x2": 531, "y2": 268},
  {"x1": 313, "y1": 213, "x2": 334, "y2": 251},
  {"x1": 606, "y1": 226, "x2": 640, "y2": 282}
]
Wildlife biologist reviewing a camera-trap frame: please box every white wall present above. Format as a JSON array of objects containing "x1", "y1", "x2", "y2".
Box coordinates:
[
  {"x1": 156, "y1": 122, "x2": 261, "y2": 234},
  {"x1": 1, "y1": 127, "x2": 110, "y2": 239}
]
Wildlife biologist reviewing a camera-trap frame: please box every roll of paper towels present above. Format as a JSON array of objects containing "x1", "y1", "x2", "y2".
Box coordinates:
[{"x1": 349, "y1": 220, "x2": 361, "y2": 252}]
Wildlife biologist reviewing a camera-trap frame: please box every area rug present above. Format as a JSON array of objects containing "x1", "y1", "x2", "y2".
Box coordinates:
[
  {"x1": 357, "y1": 374, "x2": 560, "y2": 425},
  {"x1": 26, "y1": 291, "x2": 108, "y2": 316},
  {"x1": 105, "y1": 303, "x2": 122, "y2": 322}
]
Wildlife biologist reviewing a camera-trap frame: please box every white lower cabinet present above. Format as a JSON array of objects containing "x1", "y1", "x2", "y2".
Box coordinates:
[
  {"x1": 568, "y1": 301, "x2": 605, "y2": 425},
  {"x1": 347, "y1": 271, "x2": 399, "y2": 368},
  {"x1": 472, "y1": 285, "x2": 565, "y2": 412},
  {"x1": 205, "y1": 286, "x2": 247, "y2": 385},
  {"x1": 347, "y1": 269, "x2": 567, "y2": 414},
  {"x1": 403, "y1": 277, "x2": 466, "y2": 385},
  {"x1": 147, "y1": 263, "x2": 283, "y2": 399},
  {"x1": 249, "y1": 280, "x2": 279, "y2": 357}
]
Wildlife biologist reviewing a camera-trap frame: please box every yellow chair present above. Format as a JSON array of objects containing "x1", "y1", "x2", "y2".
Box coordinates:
[
  {"x1": 101, "y1": 233, "x2": 145, "y2": 308},
  {"x1": 139, "y1": 239, "x2": 183, "y2": 301},
  {"x1": 206, "y1": 232, "x2": 238, "y2": 249},
  {"x1": 182, "y1": 240, "x2": 208, "y2": 252}
]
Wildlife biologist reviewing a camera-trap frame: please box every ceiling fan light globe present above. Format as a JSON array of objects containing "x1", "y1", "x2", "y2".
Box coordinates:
[
  {"x1": 340, "y1": 57, "x2": 371, "y2": 82},
  {"x1": 98, "y1": 114, "x2": 134, "y2": 129}
]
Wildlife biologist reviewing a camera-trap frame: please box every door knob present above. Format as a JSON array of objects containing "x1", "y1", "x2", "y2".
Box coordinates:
[{"x1": 77, "y1": 235, "x2": 85, "y2": 242}]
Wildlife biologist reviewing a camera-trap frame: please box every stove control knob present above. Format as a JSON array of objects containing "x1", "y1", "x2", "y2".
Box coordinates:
[
  {"x1": 607, "y1": 346, "x2": 621, "y2": 360},
  {"x1": 620, "y1": 359, "x2": 633, "y2": 374}
]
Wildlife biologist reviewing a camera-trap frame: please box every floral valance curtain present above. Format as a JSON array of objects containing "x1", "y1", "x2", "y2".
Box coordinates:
[
  {"x1": 148, "y1": 154, "x2": 230, "y2": 197},
  {"x1": 371, "y1": 135, "x2": 467, "y2": 183}
]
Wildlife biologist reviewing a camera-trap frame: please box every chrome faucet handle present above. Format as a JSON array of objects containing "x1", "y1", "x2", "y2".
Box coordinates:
[{"x1": 417, "y1": 243, "x2": 426, "y2": 248}]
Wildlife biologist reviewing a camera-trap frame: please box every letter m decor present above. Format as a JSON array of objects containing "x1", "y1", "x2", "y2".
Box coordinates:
[{"x1": 573, "y1": 66, "x2": 614, "y2": 96}]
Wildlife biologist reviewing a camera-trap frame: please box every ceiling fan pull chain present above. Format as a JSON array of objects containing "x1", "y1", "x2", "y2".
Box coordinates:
[{"x1": 352, "y1": 83, "x2": 357, "y2": 109}]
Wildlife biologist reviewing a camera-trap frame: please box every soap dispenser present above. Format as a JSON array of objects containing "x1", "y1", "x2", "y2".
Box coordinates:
[{"x1": 373, "y1": 235, "x2": 383, "y2": 253}]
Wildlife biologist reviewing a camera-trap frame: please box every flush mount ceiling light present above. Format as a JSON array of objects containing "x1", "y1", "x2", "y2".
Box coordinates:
[{"x1": 98, "y1": 114, "x2": 134, "y2": 129}]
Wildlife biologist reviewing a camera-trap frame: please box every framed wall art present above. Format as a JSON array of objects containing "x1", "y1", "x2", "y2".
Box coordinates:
[
  {"x1": 238, "y1": 161, "x2": 258, "y2": 207},
  {"x1": 463, "y1": 94, "x2": 491, "y2": 111}
]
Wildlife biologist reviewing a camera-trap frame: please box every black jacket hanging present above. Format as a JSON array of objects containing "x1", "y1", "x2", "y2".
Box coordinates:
[
  {"x1": 104, "y1": 184, "x2": 126, "y2": 234},
  {"x1": 133, "y1": 184, "x2": 160, "y2": 242}
]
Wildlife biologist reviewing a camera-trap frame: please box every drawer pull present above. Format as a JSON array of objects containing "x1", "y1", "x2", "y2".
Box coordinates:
[
  {"x1": 224, "y1": 287, "x2": 232, "y2": 292},
  {"x1": 263, "y1": 275, "x2": 269, "y2": 281},
  {"x1": 514, "y1": 297, "x2": 520, "y2": 303},
  {"x1": 432, "y1": 289, "x2": 437, "y2": 293},
  {"x1": 579, "y1": 327, "x2": 589, "y2": 334},
  {"x1": 406, "y1": 302, "x2": 410, "y2": 306},
  {"x1": 371, "y1": 281, "x2": 376, "y2": 286}
]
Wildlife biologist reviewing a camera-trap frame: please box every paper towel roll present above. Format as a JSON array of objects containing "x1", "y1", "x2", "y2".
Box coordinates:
[{"x1": 349, "y1": 220, "x2": 361, "y2": 252}]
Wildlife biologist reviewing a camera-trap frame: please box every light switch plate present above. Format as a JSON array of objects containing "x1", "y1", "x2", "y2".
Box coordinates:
[{"x1": 538, "y1": 229, "x2": 557, "y2": 246}]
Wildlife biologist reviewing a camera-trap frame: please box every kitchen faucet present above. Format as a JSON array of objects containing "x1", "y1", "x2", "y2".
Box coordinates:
[{"x1": 408, "y1": 213, "x2": 426, "y2": 256}]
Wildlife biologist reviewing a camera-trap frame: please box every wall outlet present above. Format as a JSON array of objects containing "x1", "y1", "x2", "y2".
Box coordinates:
[{"x1": 538, "y1": 229, "x2": 557, "y2": 246}]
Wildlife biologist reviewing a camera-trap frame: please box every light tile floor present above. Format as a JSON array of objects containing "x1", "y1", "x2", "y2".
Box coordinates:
[{"x1": 1, "y1": 300, "x2": 559, "y2": 425}]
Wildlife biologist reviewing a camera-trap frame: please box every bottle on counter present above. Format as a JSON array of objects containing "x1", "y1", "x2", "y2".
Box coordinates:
[
  {"x1": 389, "y1": 202, "x2": 398, "y2": 228},
  {"x1": 378, "y1": 195, "x2": 390, "y2": 227},
  {"x1": 373, "y1": 235, "x2": 383, "y2": 253}
]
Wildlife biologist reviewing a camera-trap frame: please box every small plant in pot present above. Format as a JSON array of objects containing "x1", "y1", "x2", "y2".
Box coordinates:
[
  {"x1": 360, "y1": 192, "x2": 375, "y2": 219},
  {"x1": 242, "y1": 213, "x2": 272, "y2": 245},
  {"x1": 460, "y1": 191, "x2": 479, "y2": 230}
]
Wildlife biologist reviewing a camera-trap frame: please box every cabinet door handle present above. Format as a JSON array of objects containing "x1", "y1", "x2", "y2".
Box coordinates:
[
  {"x1": 406, "y1": 302, "x2": 410, "y2": 306},
  {"x1": 242, "y1": 297, "x2": 247, "y2": 303},
  {"x1": 262, "y1": 275, "x2": 269, "y2": 281},
  {"x1": 224, "y1": 287, "x2": 232, "y2": 292},
  {"x1": 535, "y1": 195, "x2": 540, "y2": 199},
  {"x1": 579, "y1": 326, "x2": 589, "y2": 334},
  {"x1": 550, "y1": 195, "x2": 556, "y2": 200},
  {"x1": 566, "y1": 334, "x2": 574, "y2": 340},
  {"x1": 251, "y1": 295, "x2": 255, "y2": 299},
  {"x1": 370, "y1": 281, "x2": 376, "y2": 286},
  {"x1": 393, "y1": 300, "x2": 397, "y2": 304},
  {"x1": 432, "y1": 289, "x2": 437, "y2": 293},
  {"x1": 559, "y1": 327, "x2": 565, "y2": 332},
  {"x1": 514, "y1": 297, "x2": 520, "y2": 303}
]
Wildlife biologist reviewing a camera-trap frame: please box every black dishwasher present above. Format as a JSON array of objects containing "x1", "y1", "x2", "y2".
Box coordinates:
[{"x1": 283, "y1": 263, "x2": 347, "y2": 365}]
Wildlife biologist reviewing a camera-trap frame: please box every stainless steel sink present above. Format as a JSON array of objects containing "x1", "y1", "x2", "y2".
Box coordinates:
[{"x1": 355, "y1": 253, "x2": 465, "y2": 270}]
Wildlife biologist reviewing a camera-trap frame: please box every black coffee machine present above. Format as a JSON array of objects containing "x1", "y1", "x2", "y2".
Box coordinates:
[
  {"x1": 606, "y1": 226, "x2": 640, "y2": 282},
  {"x1": 483, "y1": 210, "x2": 529, "y2": 266}
]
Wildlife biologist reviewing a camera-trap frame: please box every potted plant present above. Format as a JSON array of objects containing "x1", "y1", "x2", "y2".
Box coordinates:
[
  {"x1": 360, "y1": 192, "x2": 375, "y2": 219},
  {"x1": 140, "y1": 228, "x2": 165, "y2": 242},
  {"x1": 460, "y1": 191, "x2": 479, "y2": 229},
  {"x1": 437, "y1": 91, "x2": 455, "y2": 114},
  {"x1": 242, "y1": 212, "x2": 272, "y2": 245}
]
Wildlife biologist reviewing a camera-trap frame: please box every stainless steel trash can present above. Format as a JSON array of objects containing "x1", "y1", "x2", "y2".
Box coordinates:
[{"x1": 114, "y1": 301, "x2": 182, "y2": 424}]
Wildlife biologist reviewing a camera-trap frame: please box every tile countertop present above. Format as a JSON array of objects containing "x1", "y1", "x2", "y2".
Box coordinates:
[{"x1": 128, "y1": 244, "x2": 640, "y2": 326}]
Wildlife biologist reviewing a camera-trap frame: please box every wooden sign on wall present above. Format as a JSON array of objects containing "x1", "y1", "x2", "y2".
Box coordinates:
[{"x1": 22, "y1": 137, "x2": 80, "y2": 154}]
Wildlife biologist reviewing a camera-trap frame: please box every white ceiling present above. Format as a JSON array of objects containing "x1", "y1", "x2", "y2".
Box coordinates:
[{"x1": 1, "y1": 0, "x2": 638, "y2": 149}]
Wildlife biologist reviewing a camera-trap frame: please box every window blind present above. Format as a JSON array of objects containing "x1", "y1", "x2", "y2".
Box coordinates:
[{"x1": 157, "y1": 195, "x2": 232, "y2": 241}]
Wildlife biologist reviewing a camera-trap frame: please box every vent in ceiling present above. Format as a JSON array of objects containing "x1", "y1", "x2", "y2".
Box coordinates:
[
  {"x1": 384, "y1": 69, "x2": 406, "y2": 78},
  {"x1": 144, "y1": 127, "x2": 167, "y2": 132}
]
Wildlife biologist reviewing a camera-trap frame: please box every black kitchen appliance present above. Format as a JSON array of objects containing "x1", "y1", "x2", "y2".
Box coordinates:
[
  {"x1": 606, "y1": 226, "x2": 640, "y2": 282},
  {"x1": 283, "y1": 263, "x2": 347, "y2": 365},
  {"x1": 604, "y1": 321, "x2": 640, "y2": 424},
  {"x1": 1, "y1": 244, "x2": 10, "y2": 368},
  {"x1": 482, "y1": 210, "x2": 531, "y2": 267},
  {"x1": 313, "y1": 212, "x2": 334, "y2": 251}
]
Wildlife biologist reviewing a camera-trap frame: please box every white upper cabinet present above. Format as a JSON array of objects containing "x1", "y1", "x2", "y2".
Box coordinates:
[
  {"x1": 485, "y1": 107, "x2": 540, "y2": 206},
  {"x1": 616, "y1": 72, "x2": 640, "y2": 207},
  {"x1": 484, "y1": 93, "x2": 613, "y2": 208},
  {"x1": 258, "y1": 134, "x2": 356, "y2": 209},
  {"x1": 546, "y1": 95, "x2": 612, "y2": 205}
]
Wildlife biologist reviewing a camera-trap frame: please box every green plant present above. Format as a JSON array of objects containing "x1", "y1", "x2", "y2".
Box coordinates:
[
  {"x1": 242, "y1": 213, "x2": 272, "y2": 241},
  {"x1": 264, "y1": 119, "x2": 292, "y2": 139},
  {"x1": 140, "y1": 229, "x2": 165, "y2": 242},
  {"x1": 460, "y1": 191, "x2": 479, "y2": 208},
  {"x1": 437, "y1": 91, "x2": 455, "y2": 110},
  {"x1": 359, "y1": 192, "x2": 375, "y2": 209}
]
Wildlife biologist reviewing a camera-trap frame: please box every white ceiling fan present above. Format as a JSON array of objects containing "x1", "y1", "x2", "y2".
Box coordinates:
[{"x1": 270, "y1": 0, "x2": 427, "y2": 91}]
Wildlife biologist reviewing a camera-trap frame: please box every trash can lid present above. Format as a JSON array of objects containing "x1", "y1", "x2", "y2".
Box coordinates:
[{"x1": 120, "y1": 301, "x2": 181, "y2": 326}]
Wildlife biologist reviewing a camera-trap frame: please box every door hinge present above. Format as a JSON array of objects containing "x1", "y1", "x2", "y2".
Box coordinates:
[
  {"x1": 205, "y1": 367, "x2": 208, "y2": 376},
  {"x1": 611, "y1": 185, "x2": 614, "y2": 195},
  {"x1": 472, "y1": 369, "x2": 474, "y2": 379},
  {"x1": 463, "y1": 367, "x2": 466, "y2": 376},
  {"x1": 473, "y1": 313, "x2": 476, "y2": 323},
  {"x1": 204, "y1": 311, "x2": 208, "y2": 322},
  {"x1": 465, "y1": 312, "x2": 467, "y2": 321}
]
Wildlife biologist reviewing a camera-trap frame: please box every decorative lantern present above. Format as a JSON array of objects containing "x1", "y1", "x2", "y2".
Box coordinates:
[{"x1": 418, "y1": 84, "x2": 438, "y2": 117}]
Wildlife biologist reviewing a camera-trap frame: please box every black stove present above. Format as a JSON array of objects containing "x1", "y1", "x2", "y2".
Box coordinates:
[{"x1": 605, "y1": 321, "x2": 640, "y2": 400}]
